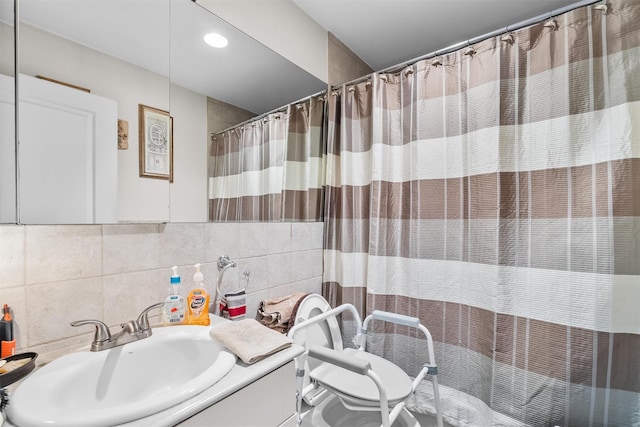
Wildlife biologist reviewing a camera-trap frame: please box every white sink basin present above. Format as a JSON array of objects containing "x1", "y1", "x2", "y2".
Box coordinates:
[{"x1": 7, "y1": 325, "x2": 237, "y2": 427}]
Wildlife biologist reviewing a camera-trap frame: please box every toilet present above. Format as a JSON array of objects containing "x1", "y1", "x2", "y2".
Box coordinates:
[{"x1": 292, "y1": 294, "x2": 420, "y2": 427}]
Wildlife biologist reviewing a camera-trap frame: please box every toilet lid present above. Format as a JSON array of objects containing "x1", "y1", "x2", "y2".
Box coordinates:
[
  {"x1": 292, "y1": 294, "x2": 343, "y2": 405},
  {"x1": 292, "y1": 294, "x2": 343, "y2": 352}
]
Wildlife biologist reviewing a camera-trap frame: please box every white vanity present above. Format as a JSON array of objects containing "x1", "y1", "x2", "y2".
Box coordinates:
[
  {"x1": 171, "y1": 355, "x2": 299, "y2": 427},
  {"x1": 5, "y1": 315, "x2": 303, "y2": 427}
]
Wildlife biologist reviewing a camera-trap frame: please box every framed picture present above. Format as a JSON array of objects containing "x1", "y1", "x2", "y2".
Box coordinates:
[{"x1": 138, "y1": 104, "x2": 173, "y2": 182}]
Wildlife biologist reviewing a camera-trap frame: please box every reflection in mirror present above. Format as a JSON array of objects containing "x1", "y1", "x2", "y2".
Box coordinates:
[
  {"x1": 173, "y1": 0, "x2": 327, "y2": 116},
  {"x1": 3, "y1": 0, "x2": 171, "y2": 224},
  {"x1": 0, "y1": 0, "x2": 327, "y2": 224},
  {"x1": 0, "y1": 0, "x2": 16, "y2": 223},
  {"x1": 208, "y1": 93, "x2": 327, "y2": 223},
  {"x1": 16, "y1": 74, "x2": 119, "y2": 223},
  {"x1": 168, "y1": 0, "x2": 327, "y2": 223}
]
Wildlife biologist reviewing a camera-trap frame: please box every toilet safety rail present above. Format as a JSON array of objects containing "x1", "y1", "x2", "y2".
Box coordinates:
[{"x1": 288, "y1": 304, "x2": 443, "y2": 427}]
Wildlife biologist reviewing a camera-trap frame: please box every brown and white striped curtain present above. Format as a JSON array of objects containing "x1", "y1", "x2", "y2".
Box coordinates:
[
  {"x1": 209, "y1": 94, "x2": 326, "y2": 222},
  {"x1": 323, "y1": 1, "x2": 639, "y2": 425}
]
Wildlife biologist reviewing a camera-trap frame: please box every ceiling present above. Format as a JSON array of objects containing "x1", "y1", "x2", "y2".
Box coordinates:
[{"x1": 293, "y1": 0, "x2": 584, "y2": 71}]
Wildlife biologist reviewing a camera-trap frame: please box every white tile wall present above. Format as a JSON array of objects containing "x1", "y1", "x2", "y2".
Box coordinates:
[
  {"x1": 26, "y1": 225, "x2": 102, "y2": 284},
  {"x1": 102, "y1": 224, "x2": 163, "y2": 274},
  {"x1": 0, "y1": 222, "x2": 324, "y2": 360},
  {"x1": 26, "y1": 277, "x2": 104, "y2": 345},
  {"x1": 0, "y1": 226, "x2": 25, "y2": 288}
]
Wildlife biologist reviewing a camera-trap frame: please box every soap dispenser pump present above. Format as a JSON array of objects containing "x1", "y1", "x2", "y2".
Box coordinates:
[
  {"x1": 162, "y1": 266, "x2": 186, "y2": 326},
  {"x1": 187, "y1": 263, "x2": 210, "y2": 326}
]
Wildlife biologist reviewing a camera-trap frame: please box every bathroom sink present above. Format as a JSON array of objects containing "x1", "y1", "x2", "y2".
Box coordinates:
[{"x1": 7, "y1": 325, "x2": 237, "y2": 427}]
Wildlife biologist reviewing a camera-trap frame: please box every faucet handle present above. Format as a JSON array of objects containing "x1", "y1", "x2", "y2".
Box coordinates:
[
  {"x1": 70, "y1": 319, "x2": 111, "y2": 343},
  {"x1": 136, "y1": 302, "x2": 165, "y2": 331}
]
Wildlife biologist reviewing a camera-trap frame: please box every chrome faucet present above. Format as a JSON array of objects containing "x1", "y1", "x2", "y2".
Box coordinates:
[{"x1": 70, "y1": 302, "x2": 164, "y2": 352}]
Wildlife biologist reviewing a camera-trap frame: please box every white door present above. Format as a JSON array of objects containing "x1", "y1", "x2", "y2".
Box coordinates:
[{"x1": 14, "y1": 74, "x2": 117, "y2": 223}]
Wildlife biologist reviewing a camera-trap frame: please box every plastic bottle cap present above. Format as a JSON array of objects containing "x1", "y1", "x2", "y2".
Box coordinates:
[
  {"x1": 171, "y1": 266, "x2": 181, "y2": 285},
  {"x1": 193, "y1": 263, "x2": 203, "y2": 282}
]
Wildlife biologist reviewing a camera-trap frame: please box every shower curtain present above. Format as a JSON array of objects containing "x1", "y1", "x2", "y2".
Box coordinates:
[
  {"x1": 209, "y1": 94, "x2": 326, "y2": 221},
  {"x1": 323, "y1": 1, "x2": 639, "y2": 426}
]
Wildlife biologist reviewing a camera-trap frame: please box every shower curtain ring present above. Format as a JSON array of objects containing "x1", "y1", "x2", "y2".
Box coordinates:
[
  {"x1": 544, "y1": 18, "x2": 558, "y2": 30},
  {"x1": 501, "y1": 34, "x2": 514, "y2": 44}
]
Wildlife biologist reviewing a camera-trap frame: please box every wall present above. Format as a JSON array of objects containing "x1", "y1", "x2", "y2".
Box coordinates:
[
  {"x1": 0, "y1": 222, "x2": 323, "y2": 361},
  {"x1": 327, "y1": 32, "x2": 373, "y2": 86}
]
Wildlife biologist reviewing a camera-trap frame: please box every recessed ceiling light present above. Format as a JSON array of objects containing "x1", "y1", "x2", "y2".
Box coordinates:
[{"x1": 204, "y1": 33, "x2": 228, "y2": 48}]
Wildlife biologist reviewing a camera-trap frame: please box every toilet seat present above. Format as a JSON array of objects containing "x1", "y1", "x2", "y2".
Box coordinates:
[
  {"x1": 310, "y1": 348, "x2": 413, "y2": 405},
  {"x1": 292, "y1": 294, "x2": 343, "y2": 405}
]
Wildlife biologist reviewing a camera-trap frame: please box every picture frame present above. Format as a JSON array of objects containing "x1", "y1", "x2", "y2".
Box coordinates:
[{"x1": 138, "y1": 104, "x2": 173, "y2": 182}]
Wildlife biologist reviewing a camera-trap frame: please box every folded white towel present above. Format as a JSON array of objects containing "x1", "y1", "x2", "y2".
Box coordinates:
[{"x1": 210, "y1": 318, "x2": 293, "y2": 364}]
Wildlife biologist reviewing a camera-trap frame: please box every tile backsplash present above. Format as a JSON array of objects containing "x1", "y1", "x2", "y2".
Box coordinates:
[{"x1": 0, "y1": 222, "x2": 323, "y2": 361}]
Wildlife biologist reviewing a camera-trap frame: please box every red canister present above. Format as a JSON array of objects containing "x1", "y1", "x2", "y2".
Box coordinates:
[{"x1": 0, "y1": 304, "x2": 15, "y2": 358}]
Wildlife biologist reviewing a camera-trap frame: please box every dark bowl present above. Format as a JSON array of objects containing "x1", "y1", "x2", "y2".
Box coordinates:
[{"x1": 0, "y1": 352, "x2": 38, "y2": 388}]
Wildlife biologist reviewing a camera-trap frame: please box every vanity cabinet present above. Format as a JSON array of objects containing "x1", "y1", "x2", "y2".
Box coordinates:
[{"x1": 177, "y1": 361, "x2": 296, "y2": 427}]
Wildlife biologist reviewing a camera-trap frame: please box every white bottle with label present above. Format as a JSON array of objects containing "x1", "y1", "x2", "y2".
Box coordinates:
[{"x1": 162, "y1": 266, "x2": 186, "y2": 326}]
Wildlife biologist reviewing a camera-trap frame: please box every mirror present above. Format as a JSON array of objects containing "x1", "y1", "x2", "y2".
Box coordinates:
[{"x1": 0, "y1": 0, "x2": 327, "y2": 224}]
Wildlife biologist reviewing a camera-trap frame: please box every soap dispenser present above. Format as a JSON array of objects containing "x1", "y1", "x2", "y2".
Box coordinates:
[
  {"x1": 162, "y1": 266, "x2": 186, "y2": 326},
  {"x1": 187, "y1": 263, "x2": 210, "y2": 326}
]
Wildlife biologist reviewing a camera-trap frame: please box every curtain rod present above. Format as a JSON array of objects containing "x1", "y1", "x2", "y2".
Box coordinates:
[
  {"x1": 211, "y1": 88, "x2": 328, "y2": 137},
  {"x1": 333, "y1": 0, "x2": 604, "y2": 89}
]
